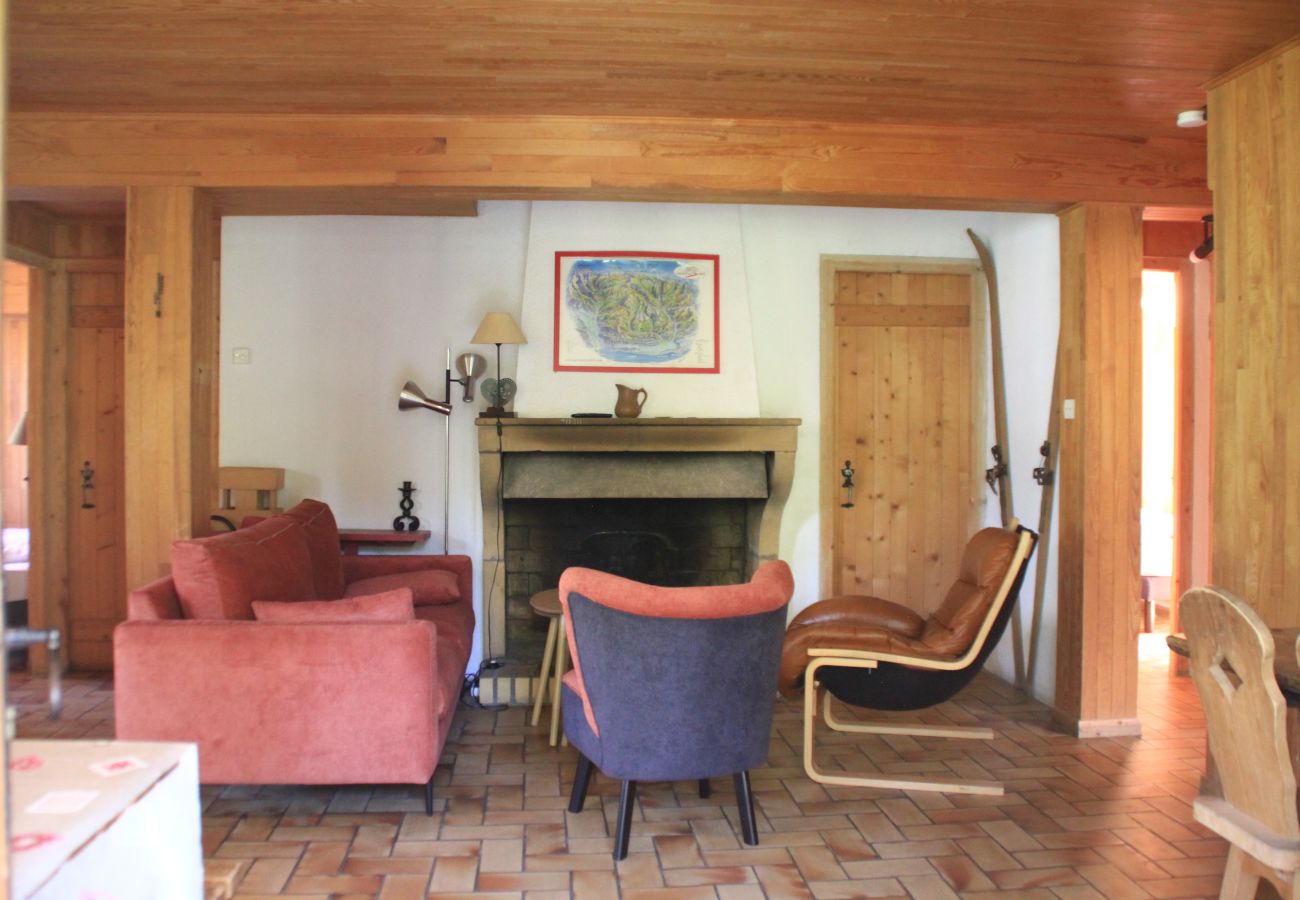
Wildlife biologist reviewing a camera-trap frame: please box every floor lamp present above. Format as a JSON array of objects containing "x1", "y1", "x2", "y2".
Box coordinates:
[{"x1": 397, "y1": 379, "x2": 452, "y2": 553}]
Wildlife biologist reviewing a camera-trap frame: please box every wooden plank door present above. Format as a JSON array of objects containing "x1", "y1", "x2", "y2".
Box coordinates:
[
  {"x1": 823, "y1": 260, "x2": 985, "y2": 615},
  {"x1": 66, "y1": 269, "x2": 125, "y2": 670}
]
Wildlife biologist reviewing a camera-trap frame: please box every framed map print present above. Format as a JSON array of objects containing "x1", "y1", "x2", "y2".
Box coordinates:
[{"x1": 553, "y1": 251, "x2": 720, "y2": 373}]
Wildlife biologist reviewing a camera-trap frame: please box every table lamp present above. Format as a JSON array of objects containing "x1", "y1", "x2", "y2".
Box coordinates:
[{"x1": 471, "y1": 312, "x2": 527, "y2": 417}]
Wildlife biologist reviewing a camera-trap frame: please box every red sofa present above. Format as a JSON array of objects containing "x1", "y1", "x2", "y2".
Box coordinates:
[{"x1": 113, "y1": 499, "x2": 473, "y2": 811}]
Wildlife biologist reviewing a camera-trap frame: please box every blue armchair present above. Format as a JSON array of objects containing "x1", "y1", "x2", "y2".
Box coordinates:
[{"x1": 559, "y1": 561, "x2": 794, "y2": 860}]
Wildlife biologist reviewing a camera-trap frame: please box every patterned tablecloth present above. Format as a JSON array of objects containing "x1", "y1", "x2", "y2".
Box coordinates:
[{"x1": 9, "y1": 739, "x2": 202, "y2": 900}]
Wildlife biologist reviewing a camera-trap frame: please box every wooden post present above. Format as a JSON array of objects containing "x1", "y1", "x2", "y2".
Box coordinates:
[
  {"x1": 123, "y1": 187, "x2": 218, "y2": 590},
  {"x1": 1053, "y1": 202, "x2": 1143, "y2": 738}
]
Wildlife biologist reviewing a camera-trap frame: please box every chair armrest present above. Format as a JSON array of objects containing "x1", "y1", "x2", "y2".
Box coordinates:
[
  {"x1": 342, "y1": 554, "x2": 472, "y2": 607},
  {"x1": 113, "y1": 619, "x2": 441, "y2": 784}
]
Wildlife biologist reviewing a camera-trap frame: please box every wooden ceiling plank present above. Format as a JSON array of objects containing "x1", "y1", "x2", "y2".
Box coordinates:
[{"x1": 8, "y1": 0, "x2": 1299, "y2": 143}]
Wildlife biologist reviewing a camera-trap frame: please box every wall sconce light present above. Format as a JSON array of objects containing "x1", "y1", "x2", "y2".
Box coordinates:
[{"x1": 1190, "y1": 214, "x2": 1214, "y2": 263}]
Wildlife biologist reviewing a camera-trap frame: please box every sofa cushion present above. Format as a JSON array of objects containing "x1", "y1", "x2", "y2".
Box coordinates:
[
  {"x1": 172, "y1": 517, "x2": 317, "y2": 620},
  {"x1": 345, "y1": 568, "x2": 460, "y2": 607},
  {"x1": 277, "y1": 499, "x2": 347, "y2": 600},
  {"x1": 252, "y1": 589, "x2": 415, "y2": 624}
]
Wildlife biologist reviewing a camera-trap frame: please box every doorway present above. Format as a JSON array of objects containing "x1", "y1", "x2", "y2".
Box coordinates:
[
  {"x1": 1136, "y1": 238, "x2": 1211, "y2": 676},
  {"x1": 5, "y1": 215, "x2": 128, "y2": 675},
  {"x1": 1139, "y1": 269, "x2": 1178, "y2": 641},
  {"x1": 3, "y1": 262, "x2": 32, "y2": 650}
]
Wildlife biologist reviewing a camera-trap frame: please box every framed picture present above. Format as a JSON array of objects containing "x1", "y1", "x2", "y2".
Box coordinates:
[{"x1": 554, "y1": 251, "x2": 720, "y2": 373}]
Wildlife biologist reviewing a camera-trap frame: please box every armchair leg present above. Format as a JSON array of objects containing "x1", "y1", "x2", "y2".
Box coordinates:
[
  {"x1": 569, "y1": 754, "x2": 594, "y2": 813},
  {"x1": 698, "y1": 778, "x2": 711, "y2": 798},
  {"x1": 424, "y1": 776, "x2": 434, "y2": 816},
  {"x1": 613, "y1": 780, "x2": 637, "y2": 861},
  {"x1": 733, "y1": 771, "x2": 758, "y2": 845}
]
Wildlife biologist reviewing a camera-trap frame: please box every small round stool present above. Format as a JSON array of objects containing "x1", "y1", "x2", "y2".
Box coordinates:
[{"x1": 528, "y1": 588, "x2": 568, "y2": 746}]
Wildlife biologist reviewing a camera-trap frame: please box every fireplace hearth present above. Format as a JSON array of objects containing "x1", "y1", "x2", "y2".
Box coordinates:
[{"x1": 476, "y1": 417, "x2": 798, "y2": 705}]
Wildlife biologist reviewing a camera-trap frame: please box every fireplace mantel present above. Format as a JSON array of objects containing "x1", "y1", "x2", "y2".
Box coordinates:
[
  {"x1": 475, "y1": 416, "x2": 799, "y2": 701},
  {"x1": 475, "y1": 416, "x2": 800, "y2": 450}
]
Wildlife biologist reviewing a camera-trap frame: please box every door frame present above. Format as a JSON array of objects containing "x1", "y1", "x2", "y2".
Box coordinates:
[{"x1": 818, "y1": 254, "x2": 988, "y2": 600}]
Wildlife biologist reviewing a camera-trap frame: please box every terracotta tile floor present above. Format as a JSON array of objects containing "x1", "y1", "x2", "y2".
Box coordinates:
[{"x1": 9, "y1": 632, "x2": 1228, "y2": 898}]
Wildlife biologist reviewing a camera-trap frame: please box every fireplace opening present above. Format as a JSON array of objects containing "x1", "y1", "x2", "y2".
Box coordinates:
[{"x1": 504, "y1": 498, "x2": 748, "y2": 665}]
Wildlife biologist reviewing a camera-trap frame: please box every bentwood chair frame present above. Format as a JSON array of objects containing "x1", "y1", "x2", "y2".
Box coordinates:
[{"x1": 801, "y1": 524, "x2": 1036, "y2": 796}]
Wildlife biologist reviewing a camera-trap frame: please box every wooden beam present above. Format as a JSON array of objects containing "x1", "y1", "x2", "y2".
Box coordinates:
[
  {"x1": 1054, "y1": 202, "x2": 1143, "y2": 737},
  {"x1": 7, "y1": 113, "x2": 1211, "y2": 211},
  {"x1": 1208, "y1": 38, "x2": 1300, "y2": 623},
  {"x1": 209, "y1": 187, "x2": 478, "y2": 217},
  {"x1": 123, "y1": 186, "x2": 218, "y2": 589}
]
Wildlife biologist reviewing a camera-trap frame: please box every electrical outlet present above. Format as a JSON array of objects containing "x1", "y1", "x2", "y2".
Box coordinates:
[
  {"x1": 1063, "y1": 398, "x2": 1076, "y2": 420},
  {"x1": 232, "y1": 347, "x2": 252, "y2": 365}
]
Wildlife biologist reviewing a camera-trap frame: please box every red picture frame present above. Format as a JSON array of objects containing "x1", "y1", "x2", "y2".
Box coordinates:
[{"x1": 553, "y1": 251, "x2": 720, "y2": 374}]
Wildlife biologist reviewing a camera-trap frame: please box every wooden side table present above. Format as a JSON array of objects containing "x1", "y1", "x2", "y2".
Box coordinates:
[{"x1": 529, "y1": 588, "x2": 567, "y2": 747}]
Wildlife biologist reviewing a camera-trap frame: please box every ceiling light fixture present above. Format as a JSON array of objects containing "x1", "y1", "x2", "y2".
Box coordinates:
[{"x1": 1177, "y1": 107, "x2": 1208, "y2": 128}]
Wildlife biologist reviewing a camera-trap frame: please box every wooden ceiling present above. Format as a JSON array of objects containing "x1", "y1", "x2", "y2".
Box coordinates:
[
  {"x1": 6, "y1": 2, "x2": 1297, "y2": 213},
  {"x1": 10, "y1": 1, "x2": 1299, "y2": 141}
]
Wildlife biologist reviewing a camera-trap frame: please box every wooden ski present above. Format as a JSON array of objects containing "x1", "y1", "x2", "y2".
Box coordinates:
[
  {"x1": 1025, "y1": 345, "x2": 1061, "y2": 691},
  {"x1": 966, "y1": 229, "x2": 1022, "y2": 687}
]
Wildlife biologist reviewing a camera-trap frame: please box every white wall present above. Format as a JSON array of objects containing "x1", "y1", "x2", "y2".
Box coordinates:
[
  {"x1": 221, "y1": 202, "x2": 1060, "y2": 698},
  {"x1": 515, "y1": 202, "x2": 760, "y2": 417}
]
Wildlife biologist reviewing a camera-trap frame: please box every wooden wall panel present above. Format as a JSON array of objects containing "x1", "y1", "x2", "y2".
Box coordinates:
[
  {"x1": 124, "y1": 186, "x2": 218, "y2": 590},
  {"x1": 7, "y1": 113, "x2": 1211, "y2": 212},
  {"x1": 1208, "y1": 38, "x2": 1300, "y2": 623},
  {"x1": 1054, "y1": 203, "x2": 1143, "y2": 737}
]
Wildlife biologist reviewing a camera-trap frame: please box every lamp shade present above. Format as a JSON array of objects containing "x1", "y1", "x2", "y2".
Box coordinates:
[
  {"x1": 471, "y1": 312, "x2": 527, "y2": 346},
  {"x1": 8, "y1": 411, "x2": 28, "y2": 446},
  {"x1": 398, "y1": 381, "x2": 452, "y2": 416}
]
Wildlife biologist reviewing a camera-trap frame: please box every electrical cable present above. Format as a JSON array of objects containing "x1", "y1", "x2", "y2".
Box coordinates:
[{"x1": 460, "y1": 417, "x2": 509, "y2": 710}]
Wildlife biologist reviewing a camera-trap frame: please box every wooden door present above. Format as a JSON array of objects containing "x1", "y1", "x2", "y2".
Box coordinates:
[
  {"x1": 66, "y1": 270, "x2": 125, "y2": 670},
  {"x1": 823, "y1": 260, "x2": 985, "y2": 615}
]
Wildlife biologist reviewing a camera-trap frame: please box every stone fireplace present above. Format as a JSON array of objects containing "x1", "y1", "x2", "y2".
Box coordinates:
[{"x1": 476, "y1": 417, "x2": 798, "y2": 704}]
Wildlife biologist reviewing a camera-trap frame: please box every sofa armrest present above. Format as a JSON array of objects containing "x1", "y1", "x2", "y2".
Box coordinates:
[
  {"x1": 113, "y1": 619, "x2": 440, "y2": 785},
  {"x1": 128, "y1": 576, "x2": 184, "y2": 620},
  {"x1": 343, "y1": 554, "x2": 472, "y2": 608}
]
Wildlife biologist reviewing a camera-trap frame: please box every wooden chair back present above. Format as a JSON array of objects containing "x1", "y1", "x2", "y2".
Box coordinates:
[
  {"x1": 211, "y1": 466, "x2": 284, "y2": 529},
  {"x1": 1182, "y1": 585, "x2": 1300, "y2": 841}
]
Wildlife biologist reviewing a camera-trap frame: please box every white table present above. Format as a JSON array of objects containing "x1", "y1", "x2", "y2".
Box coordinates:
[{"x1": 9, "y1": 739, "x2": 203, "y2": 900}]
